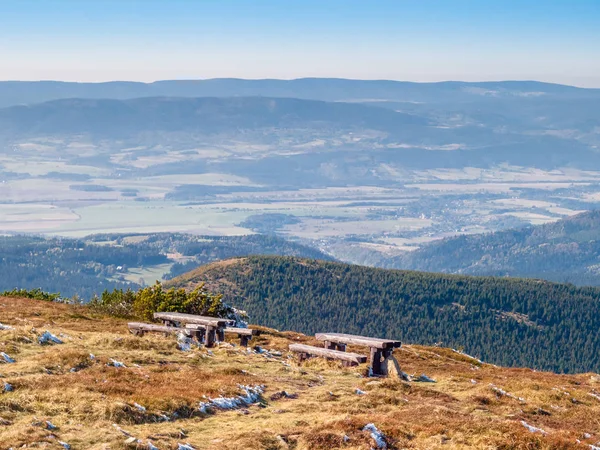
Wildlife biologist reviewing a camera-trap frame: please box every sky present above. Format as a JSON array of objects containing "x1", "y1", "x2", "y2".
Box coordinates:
[{"x1": 1, "y1": 0, "x2": 599, "y2": 87}]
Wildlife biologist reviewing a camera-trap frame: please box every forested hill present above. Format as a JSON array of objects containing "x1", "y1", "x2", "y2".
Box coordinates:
[
  {"x1": 393, "y1": 209, "x2": 600, "y2": 285},
  {"x1": 169, "y1": 255, "x2": 600, "y2": 374}
]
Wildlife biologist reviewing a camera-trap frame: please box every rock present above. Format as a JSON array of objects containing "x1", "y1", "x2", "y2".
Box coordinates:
[
  {"x1": 38, "y1": 331, "x2": 63, "y2": 345},
  {"x1": 270, "y1": 391, "x2": 298, "y2": 401},
  {"x1": 385, "y1": 356, "x2": 410, "y2": 381},
  {"x1": 415, "y1": 374, "x2": 436, "y2": 383},
  {"x1": 0, "y1": 352, "x2": 15, "y2": 363}
]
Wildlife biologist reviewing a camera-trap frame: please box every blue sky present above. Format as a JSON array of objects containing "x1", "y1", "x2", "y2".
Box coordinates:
[{"x1": 1, "y1": 0, "x2": 599, "y2": 86}]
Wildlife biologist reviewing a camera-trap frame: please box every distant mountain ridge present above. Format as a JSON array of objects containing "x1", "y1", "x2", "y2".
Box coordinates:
[
  {"x1": 0, "y1": 96, "x2": 427, "y2": 139},
  {"x1": 393, "y1": 209, "x2": 600, "y2": 285},
  {"x1": 168, "y1": 255, "x2": 600, "y2": 373},
  {"x1": 2, "y1": 78, "x2": 599, "y2": 108}
]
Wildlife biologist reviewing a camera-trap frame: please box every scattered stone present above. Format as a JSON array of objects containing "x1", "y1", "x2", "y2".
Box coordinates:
[
  {"x1": 0, "y1": 417, "x2": 12, "y2": 426},
  {"x1": 490, "y1": 384, "x2": 525, "y2": 403},
  {"x1": 177, "y1": 332, "x2": 192, "y2": 352},
  {"x1": 38, "y1": 331, "x2": 63, "y2": 345},
  {"x1": 270, "y1": 391, "x2": 298, "y2": 401},
  {"x1": 0, "y1": 323, "x2": 13, "y2": 330},
  {"x1": 521, "y1": 420, "x2": 546, "y2": 435},
  {"x1": 178, "y1": 444, "x2": 196, "y2": 450},
  {"x1": 414, "y1": 374, "x2": 436, "y2": 383},
  {"x1": 133, "y1": 402, "x2": 146, "y2": 412},
  {"x1": 147, "y1": 442, "x2": 159, "y2": 450},
  {"x1": 363, "y1": 423, "x2": 387, "y2": 449},
  {"x1": 45, "y1": 420, "x2": 57, "y2": 430},
  {"x1": 0, "y1": 352, "x2": 15, "y2": 363},
  {"x1": 355, "y1": 388, "x2": 366, "y2": 395},
  {"x1": 452, "y1": 348, "x2": 484, "y2": 364},
  {"x1": 3, "y1": 382, "x2": 13, "y2": 392},
  {"x1": 199, "y1": 385, "x2": 264, "y2": 413},
  {"x1": 58, "y1": 442, "x2": 71, "y2": 449},
  {"x1": 108, "y1": 359, "x2": 126, "y2": 368},
  {"x1": 113, "y1": 423, "x2": 134, "y2": 437}
]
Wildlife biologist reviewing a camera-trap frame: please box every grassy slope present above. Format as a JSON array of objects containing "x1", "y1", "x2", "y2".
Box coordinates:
[
  {"x1": 167, "y1": 256, "x2": 600, "y2": 374},
  {"x1": 1, "y1": 297, "x2": 600, "y2": 449}
]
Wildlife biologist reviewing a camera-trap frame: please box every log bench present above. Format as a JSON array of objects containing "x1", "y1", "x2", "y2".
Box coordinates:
[
  {"x1": 185, "y1": 324, "x2": 260, "y2": 347},
  {"x1": 128, "y1": 322, "x2": 188, "y2": 337},
  {"x1": 153, "y1": 312, "x2": 229, "y2": 348},
  {"x1": 289, "y1": 343, "x2": 367, "y2": 367},
  {"x1": 315, "y1": 333, "x2": 401, "y2": 376}
]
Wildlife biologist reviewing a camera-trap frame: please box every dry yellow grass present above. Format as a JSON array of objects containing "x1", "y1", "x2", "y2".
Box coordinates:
[{"x1": 1, "y1": 296, "x2": 600, "y2": 449}]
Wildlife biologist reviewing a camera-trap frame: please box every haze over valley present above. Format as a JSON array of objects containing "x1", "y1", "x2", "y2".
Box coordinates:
[{"x1": 1, "y1": 79, "x2": 600, "y2": 282}]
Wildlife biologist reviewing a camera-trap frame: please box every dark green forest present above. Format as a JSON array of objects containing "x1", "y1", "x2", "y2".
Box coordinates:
[
  {"x1": 172, "y1": 255, "x2": 600, "y2": 374},
  {"x1": 394, "y1": 209, "x2": 600, "y2": 285},
  {"x1": 0, "y1": 234, "x2": 331, "y2": 299}
]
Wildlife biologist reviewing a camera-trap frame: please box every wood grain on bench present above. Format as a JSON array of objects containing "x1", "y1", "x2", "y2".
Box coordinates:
[
  {"x1": 315, "y1": 333, "x2": 401, "y2": 349},
  {"x1": 289, "y1": 343, "x2": 367, "y2": 364}
]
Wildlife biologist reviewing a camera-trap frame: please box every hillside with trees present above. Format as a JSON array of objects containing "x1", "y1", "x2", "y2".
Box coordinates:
[
  {"x1": 0, "y1": 233, "x2": 331, "y2": 299},
  {"x1": 392, "y1": 209, "x2": 600, "y2": 285},
  {"x1": 170, "y1": 255, "x2": 600, "y2": 374}
]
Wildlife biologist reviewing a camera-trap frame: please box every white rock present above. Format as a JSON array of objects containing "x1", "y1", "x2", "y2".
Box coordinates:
[
  {"x1": 133, "y1": 402, "x2": 146, "y2": 412},
  {"x1": 108, "y1": 358, "x2": 126, "y2": 368},
  {"x1": 363, "y1": 423, "x2": 387, "y2": 449},
  {"x1": 0, "y1": 352, "x2": 15, "y2": 363},
  {"x1": 521, "y1": 420, "x2": 546, "y2": 435},
  {"x1": 355, "y1": 388, "x2": 366, "y2": 395},
  {"x1": 38, "y1": 331, "x2": 63, "y2": 345},
  {"x1": 415, "y1": 374, "x2": 436, "y2": 383},
  {"x1": 178, "y1": 444, "x2": 196, "y2": 450}
]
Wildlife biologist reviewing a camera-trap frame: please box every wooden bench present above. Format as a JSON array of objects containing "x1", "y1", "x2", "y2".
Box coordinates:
[
  {"x1": 185, "y1": 324, "x2": 260, "y2": 347},
  {"x1": 289, "y1": 343, "x2": 367, "y2": 367},
  {"x1": 153, "y1": 312, "x2": 230, "y2": 348},
  {"x1": 315, "y1": 333, "x2": 401, "y2": 376},
  {"x1": 128, "y1": 322, "x2": 188, "y2": 337}
]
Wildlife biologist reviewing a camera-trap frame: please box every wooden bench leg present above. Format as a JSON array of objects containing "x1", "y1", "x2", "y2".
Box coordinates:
[
  {"x1": 380, "y1": 349, "x2": 392, "y2": 376},
  {"x1": 190, "y1": 328, "x2": 203, "y2": 343},
  {"x1": 297, "y1": 352, "x2": 313, "y2": 363},
  {"x1": 336, "y1": 343, "x2": 346, "y2": 352},
  {"x1": 217, "y1": 328, "x2": 225, "y2": 342},
  {"x1": 324, "y1": 340, "x2": 337, "y2": 350},
  {"x1": 205, "y1": 326, "x2": 216, "y2": 348},
  {"x1": 370, "y1": 348, "x2": 383, "y2": 376},
  {"x1": 240, "y1": 335, "x2": 250, "y2": 347}
]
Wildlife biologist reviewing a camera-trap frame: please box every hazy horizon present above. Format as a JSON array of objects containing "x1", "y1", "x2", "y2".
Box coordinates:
[
  {"x1": 2, "y1": 77, "x2": 599, "y2": 91},
  {"x1": 2, "y1": 0, "x2": 599, "y2": 87}
]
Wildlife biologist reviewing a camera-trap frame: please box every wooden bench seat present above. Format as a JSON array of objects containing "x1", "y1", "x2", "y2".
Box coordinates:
[
  {"x1": 315, "y1": 332, "x2": 401, "y2": 376},
  {"x1": 153, "y1": 312, "x2": 230, "y2": 348},
  {"x1": 153, "y1": 312, "x2": 230, "y2": 328},
  {"x1": 289, "y1": 343, "x2": 367, "y2": 366},
  {"x1": 128, "y1": 322, "x2": 187, "y2": 336},
  {"x1": 185, "y1": 324, "x2": 260, "y2": 346}
]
